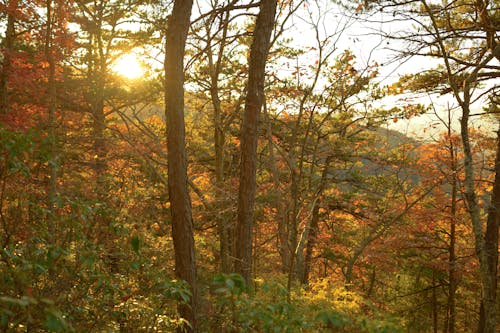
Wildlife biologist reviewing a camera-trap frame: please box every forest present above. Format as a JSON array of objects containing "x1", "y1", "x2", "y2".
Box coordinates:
[{"x1": 0, "y1": 0, "x2": 499, "y2": 332}]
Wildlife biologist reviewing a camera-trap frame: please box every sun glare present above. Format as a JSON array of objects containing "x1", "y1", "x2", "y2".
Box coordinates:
[{"x1": 113, "y1": 53, "x2": 145, "y2": 79}]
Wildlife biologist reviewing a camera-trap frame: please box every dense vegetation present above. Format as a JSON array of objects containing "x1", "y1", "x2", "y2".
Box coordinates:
[{"x1": 1, "y1": 0, "x2": 499, "y2": 332}]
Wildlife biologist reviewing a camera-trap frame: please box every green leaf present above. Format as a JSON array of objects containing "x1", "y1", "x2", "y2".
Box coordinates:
[
  {"x1": 44, "y1": 308, "x2": 72, "y2": 332},
  {"x1": 0, "y1": 296, "x2": 38, "y2": 307},
  {"x1": 213, "y1": 287, "x2": 228, "y2": 294},
  {"x1": 225, "y1": 277, "x2": 235, "y2": 290},
  {"x1": 131, "y1": 235, "x2": 140, "y2": 254},
  {"x1": 130, "y1": 260, "x2": 140, "y2": 270},
  {"x1": 1, "y1": 312, "x2": 9, "y2": 326},
  {"x1": 45, "y1": 312, "x2": 64, "y2": 332}
]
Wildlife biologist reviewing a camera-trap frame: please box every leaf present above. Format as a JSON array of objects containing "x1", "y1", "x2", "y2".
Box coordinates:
[
  {"x1": 131, "y1": 235, "x2": 140, "y2": 254},
  {"x1": 213, "y1": 287, "x2": 228, "y2": 294},
  {"x1": 225, "y1": 277, "x2": 235, "y2": 290},
  {"x1": 44, "y1": 308, "x2": 73, "y2": 332},
  {"x1": 1, "y1": 312, "x2": 10, "y2": 326},
  {"x1": 45, "y1": 312, "x2": 64, "y2": 332},
  {"x1": 0, "y1": 296, "x2": 38, "y2": 307},
  {"x1": 130, "y1": 261, "x2": 140, "y2": 270}
]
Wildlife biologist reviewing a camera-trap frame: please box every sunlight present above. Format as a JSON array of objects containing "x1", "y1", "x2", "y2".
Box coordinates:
[{"x1": 113, "y1": 53, "x2": 145, "y2": 79}]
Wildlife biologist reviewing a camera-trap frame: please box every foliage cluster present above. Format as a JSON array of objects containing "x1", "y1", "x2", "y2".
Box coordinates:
[
  {"x1": 1, "y1": 0, "x2": 499, "y2": 332},
  {"x1": 205, "y1": 273, "x2": 402, "y2": 333}
]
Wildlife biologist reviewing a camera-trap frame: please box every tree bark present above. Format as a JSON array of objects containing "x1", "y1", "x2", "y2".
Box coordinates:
[
  {"x1": 445, "y1": 118, "x2": 457, "y2": 333},
  {"x1": 164, "y1": 1, "x2": 198, "y2": 331},
  {"x1": 477, "y1": 126, "x2": 500, "y2": 333},
  {"x1": 235, "y1": 0, "x2": 277, "y2": 287},
  {"x1": 44, "y1": 0, "x2": 58, "y2": 239},
  {"x1": 418, "y1": 2, "x2": 498, "y2": 330},
  {"x1": 92, "y1": 17, "x2": 108, "y2": 201},
  {"x1": 432, "y1": 272, "x2": 438, "y2": 333},
  {"x1": 206, "y1": 10, "x2": 232, "y2": 273},
  {"x1": 83, "y1": 9, "x2": 113, "y2": 268},
  {"x1": 0, "y1": 0, "x2": 17, "y2": 115},
  {"x1": 476, "y1": 0, "x2": 500, "y2": 62},
  {"x1": 301, "y1": 156, "x2": 332, "y2": 285},
  {"x1": 460, "y1": 105, "x2": 498, "y2": 333},
  {"x1": 263, "y1": 102, "x2": 290, "y2": 274}
]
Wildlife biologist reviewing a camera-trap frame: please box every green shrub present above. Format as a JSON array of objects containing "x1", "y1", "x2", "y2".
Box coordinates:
[{"x1": 206, "y1": 274, "x2": 403, "y2": 333}]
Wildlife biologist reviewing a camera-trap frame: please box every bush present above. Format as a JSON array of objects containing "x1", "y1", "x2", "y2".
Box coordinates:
[{"x1": 205, "y1": 274, "x2": 403, "y2": 333}]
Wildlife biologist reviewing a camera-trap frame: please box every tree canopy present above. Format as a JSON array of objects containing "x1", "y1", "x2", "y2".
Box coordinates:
[{"x1": 0, "y1": 0, "x2": 499, "y2": 332}]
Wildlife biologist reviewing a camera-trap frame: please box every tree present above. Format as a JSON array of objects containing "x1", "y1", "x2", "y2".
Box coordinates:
[
  {"x1": 187, "y1": 0, "x2": 252, "y2": 273},
  {"x1": 0, "y1": 0, "x2": 48, "y2": 127},
  {"x1": 72, "y1": 0, "x2": 139, "y2": 199},
  {"x1": 417, "y1": 3, "x2": 499, "y2": 330},
  {"x1": 0, "y1": 0, "x2": 17, "y2": 115},
  {"x1": 235, "y1": 0, "x2": 278, "y2": 287},
  {"x1": 164, "y1": 0, "x2": 198, "y2": 330},
  {"x1": 68, "y1": 0, "x2": 153, "y2": 272},
  {"x1": 372, "y1": 0, "x2": 500, "y2": 330},
  {"x1": 258, "y1": 0, "x2": 390, "y2": 284},
  {"x1": 44, "y1": 0, "x2": 58, "y2": 241}
]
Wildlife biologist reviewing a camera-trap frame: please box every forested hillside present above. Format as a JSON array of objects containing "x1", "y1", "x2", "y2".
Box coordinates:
[{"x1": 1, "y1": 0, "x2": 499, "y2": 332}]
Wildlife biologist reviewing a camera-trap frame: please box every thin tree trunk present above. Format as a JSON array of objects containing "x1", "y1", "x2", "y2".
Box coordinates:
[
  {"x1": 235, "y1": 0, "x2": 277, "y2": 287},
  {"x1": 0, "y1": 0, "x2": 16, "y2": 115},
  {"x1": 478, "y1": 125, "x2": 500, "y2": 333},
  {"x1": 89, "y1": 23, "x2": 114, "y2": 268},
  {"x1": 263, "y1": 102, "x2": 290, "y2": 273},
  {"x1": 214, "y1": 90, "x2": 232, "y2": 274},
  {"x1": 446, "y1": 167, "x2": 457, "y2": 333},
  {"x1": 164, "y1": 1, "x2": 198, "y2": 331},
  {"x1": 419, "y1": 3, "x2": 498, "y2": 330},
  {"x1": 301, "y1": 156, "x2": 332, "y2": 285},
  {"x1": 45, "y1": 0, "x2": 58, "y2": 239},
  {"x1": 287, "y1": 169, "x2": 299, "y2": 277},
  {"x1": 432, "y1": 273, "x2": 438, "y2": 333},
  {"x1": 461, "y1": 105, "x2": 498, "y2": 333},
  {"x1": 206, "y1": 11, "x2": 232, "y2": 273},
  {"x1": 446, "y1": 117, "x2": 457, "y2": 333},
  {"x1": 366, "y1": 268, "x2": 376, "y2": 297},
  {"x1": 284, "y1": 117, "x2": 313, "y2": 288},
  {"x1": 93, "y1": 25, "x2": 108, "y2": 201}
]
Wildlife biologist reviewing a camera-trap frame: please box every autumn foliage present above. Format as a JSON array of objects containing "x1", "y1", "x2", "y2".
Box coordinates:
[{"x1": 1, "y1": 0, "x2": 499, "y2": 332}]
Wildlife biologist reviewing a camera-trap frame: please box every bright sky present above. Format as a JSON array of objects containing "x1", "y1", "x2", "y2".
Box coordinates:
[
  {"x1": 113, "y1": 53, "x2": 145, "y2": 79},
  {"x1": 104, "y1": 1, "x2": 497, "y2": 137}
]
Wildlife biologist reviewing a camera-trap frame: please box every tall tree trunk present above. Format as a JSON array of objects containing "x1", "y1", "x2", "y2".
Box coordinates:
[
  {"x1": 164, "y1": 1, "x2": 198, "y2": 331},
  {"x1": 432, "y1": 272, "x2": 438, "y2": 333},
  {"x1": 235, "y1": 0, "x2": 277, "y2": 287},
  {"x1": 446, "y1": 165, "x2": 457, "y2": 333},
  {"x1": 301, "y1": 156, "x2": 332, "y2": 285},
  {"x1": 263, "y1": 102, "x2": 290, "y2": 274},
  {"x1": 206, "y1": 10, "x2": 232, "y2": 273},
  {"x1": 287, "y1": 168, "x2": 299, "y2": 277},
  {"x1": 289, "y1": 156, "x2": 330, "y2": 293},
  {"x1": 424, "y1": 0, "x2": 499, "y2": 327},
  {"x1": 445, "y1": 118, "x2": 457, "y2": 333},
  {"x1": 213, "y1": 86, "x2": 232, "y2": 273},
  {"x1": 92, "y1": 22, "x2": 108, "y2": 202},
  {"x1": 460, "y1": 104, "x2": 498, "y2": 333},
  {"x1": 88, "y1": 22, "x2": 114, "y2": 269},
  {"x1": 45, "y1": 0, "x2": 58, "y2": 239},
  {"x1": 477, "y1": 126, "x2": 500, "y2": 333},
  {"x1": 0, "y1": 0, "x2": 17, "y2": 115}
]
